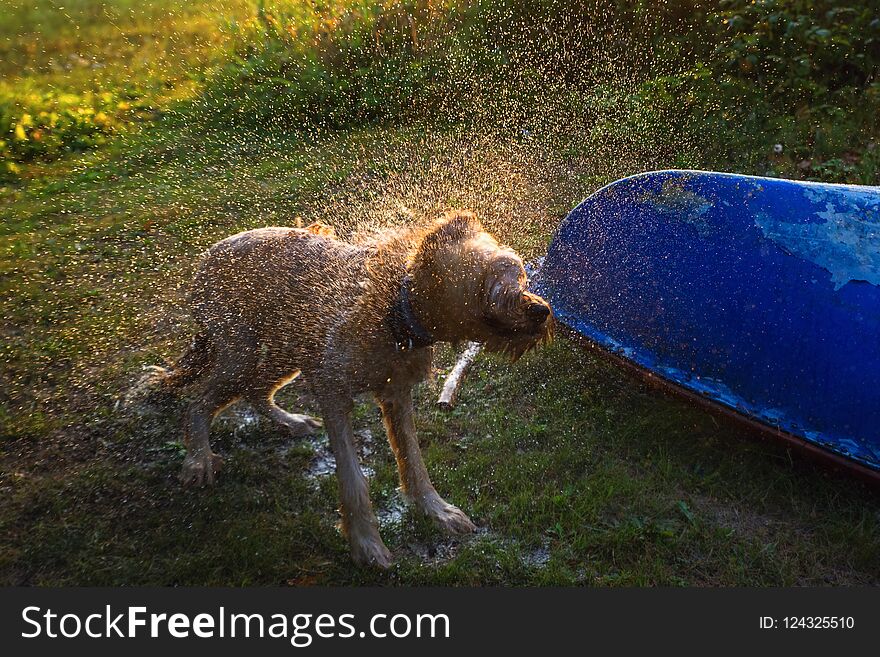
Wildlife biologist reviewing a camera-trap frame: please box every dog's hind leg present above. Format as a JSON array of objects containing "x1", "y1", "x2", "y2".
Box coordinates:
[
  {"x1": 246, "y1": 371, "x2": 323, "y2": 437},
  {"x1": 179, "y1": 381, "x2": 239, "y2": 487},
  {"x1": 377, "y1": 387, "x2": 476, "y2": 535}
]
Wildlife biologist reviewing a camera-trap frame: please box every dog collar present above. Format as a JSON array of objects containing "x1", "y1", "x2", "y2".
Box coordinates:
[{"x1": 388, "y1": 274, "x2": 435, "y2": 351}]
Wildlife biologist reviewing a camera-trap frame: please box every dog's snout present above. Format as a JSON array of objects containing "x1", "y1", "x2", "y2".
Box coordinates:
[{"x1": 526, "y1": 301, "x2": 551, "y2": 323}]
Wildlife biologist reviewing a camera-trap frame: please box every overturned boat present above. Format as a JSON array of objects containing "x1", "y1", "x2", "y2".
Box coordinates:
[{"x1": 534, "y1": 170, "x2": 880, "y2": 480}]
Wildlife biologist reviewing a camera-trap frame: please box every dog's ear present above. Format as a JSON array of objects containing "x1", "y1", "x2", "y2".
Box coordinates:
[
  {"x1": 305, "y1": 221, "x2": 336, "y2": 238},
  {"x1": 418, "y1": 210, "x2": 482, "y2": 254}
]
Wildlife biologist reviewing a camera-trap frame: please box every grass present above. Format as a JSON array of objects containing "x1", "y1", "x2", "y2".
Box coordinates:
[
  {"x1": 1, "y1": 0, "x2": 878, "y2": 586},
  {"x1": 0, "y1": 0, "x2": 251, "y2": 173}
]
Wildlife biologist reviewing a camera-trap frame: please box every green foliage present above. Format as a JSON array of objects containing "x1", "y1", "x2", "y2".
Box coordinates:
[
  {"x1": 0, "y1": 0, "x2": 250, "y2": 178},
  {"x1": 0, "y1": 88, "x2": 153, "y2": 178},
  {"x1": 715, "y1": 0, "x2": 880, "y2": 92},
  {"x1": 692, "y1": 1, "x2": 879, "y2": 180},
  {"x1": 183, "y1": 0, "x2": 879, "y2": 183},
  {"x1": 3, "y1": 1, "x2": 877, "y2": 183}
]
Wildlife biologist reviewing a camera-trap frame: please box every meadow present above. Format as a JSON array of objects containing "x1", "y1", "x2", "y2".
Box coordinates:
[{"x1": 1, "y1": 0, "x2": 878, "y2": 585}]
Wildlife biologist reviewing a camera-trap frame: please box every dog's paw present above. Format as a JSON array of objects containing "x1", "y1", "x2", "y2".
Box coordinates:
[
  {"x1": 421, "y1": 498, "x2": 477, "y2": 535},
  {"x1": 179, "y1": 451, "x2": 224, "y2": 487},
  {"x1": 278, "y1": 413, "x2": 323, "y2": 437},
  {"x1": 288, "y1": 414, "x2": 323, "y2": 437},
  {"x1": 350, "y1": 535, "x2": 393, "y2": 570}
]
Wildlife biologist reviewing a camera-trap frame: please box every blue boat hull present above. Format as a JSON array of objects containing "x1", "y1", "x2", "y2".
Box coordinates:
[{"x1": 535, "y1": 170, "x2": 880, "y2": 474}]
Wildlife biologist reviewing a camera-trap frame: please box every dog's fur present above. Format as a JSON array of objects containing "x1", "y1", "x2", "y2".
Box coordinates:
[{"x1": 148, "y1": 210, "x2": 552, "y2": 567}]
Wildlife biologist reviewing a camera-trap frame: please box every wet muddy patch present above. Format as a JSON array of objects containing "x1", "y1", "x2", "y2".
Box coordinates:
[
  {"x1": 302, "y1": 428, "x2": 377, "y2": 482},
  {"x1": 377, "y1": 490, "x2": 408, "y2": 530},
  {"x1": 119, "y1": 388, "x2": 555, "y2": 573}
]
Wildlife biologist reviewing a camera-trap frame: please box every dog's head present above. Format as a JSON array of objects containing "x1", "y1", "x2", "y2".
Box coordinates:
[{"x1": 410, "y1": 210, "x2": 553, "y2": 359}]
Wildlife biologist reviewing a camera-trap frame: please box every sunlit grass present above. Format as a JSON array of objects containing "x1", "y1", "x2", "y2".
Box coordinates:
[{"x1": 0, "y1": 0, "x2": 252, "y2": 173}]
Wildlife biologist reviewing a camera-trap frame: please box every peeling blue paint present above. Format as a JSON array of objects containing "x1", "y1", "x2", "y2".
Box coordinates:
[
  {"x1": 641, "y1": 179, "x2": 716, "y2": 235},
  {"x1": 754, "y1": 188, "x2": 880, "y2": 290},
  {"x1": 534, "y1": 170, "x2": 880, "y2": 472}
]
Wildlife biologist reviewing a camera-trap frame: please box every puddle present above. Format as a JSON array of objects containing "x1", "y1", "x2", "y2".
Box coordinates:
[
  {"x1": 209, "y1": 403, "x2": 379, "y2": 483},
  {"x1": 214, "y1": 405, "x2": 261, "y2": 439},
  {"x1": 433, "y1": 526, "x2": 551, "y2": 570},
  {"x1": 406, "y1": 537, "x2": 461, "y2": 563},
  {"x1": 306, "y1": 437, "x2": 336, "y2": 478},
  {"x1": 304, "y1": 428, "x2": 376, "y2": 482},
  {"x1": 521, "y1": 542, "x2": 551, "y2": 569},
  {"x1": 377, "y1": 490, "x2": 408, "y2": 529}
]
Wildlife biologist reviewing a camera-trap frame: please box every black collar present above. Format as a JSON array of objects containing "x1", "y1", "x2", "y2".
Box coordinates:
[{"x1": 388, "y1": 274, "x2": 434, "y2": 351}]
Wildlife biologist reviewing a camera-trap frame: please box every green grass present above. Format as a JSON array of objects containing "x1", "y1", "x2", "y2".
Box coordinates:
[
  {"x1": 1, "y1": 0, "x2": 878, "y2": 586},
  {"x1": 3, "y1": 123, "x2": 878, "y2": 586},
  {"x1": 0, "y1": 0, "x2": 251, "y2": 173}
]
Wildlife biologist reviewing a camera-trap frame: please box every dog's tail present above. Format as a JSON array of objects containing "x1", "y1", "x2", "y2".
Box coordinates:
[
  {"x1": 157, "y1": 332, "x2": 214, "y2": 391},
  {"x1": 126, "y1": 333, "x2": 213, "y2": 409}
]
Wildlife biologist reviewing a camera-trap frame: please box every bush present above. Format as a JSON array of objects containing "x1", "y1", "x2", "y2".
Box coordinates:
[
  {"x1": 196, "y1": 1, "x2": 707, "y2": 131},
  {"x1": 5, "y1": 1, "x2": 878, "y2": 183},
  {"x1": 198, "y1": 1, "x2": 877, "y2": 144},
  {"x1": 0, "y1": 86, "x2": 154, "y2": 178},
  {"x1": 714, "y1": 1, "x2": 880, "y2": 94}
]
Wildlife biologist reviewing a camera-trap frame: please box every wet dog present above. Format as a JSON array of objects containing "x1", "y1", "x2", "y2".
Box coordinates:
[{"x1": 147, "y1": 210, "x2": 553, "y2": 567}]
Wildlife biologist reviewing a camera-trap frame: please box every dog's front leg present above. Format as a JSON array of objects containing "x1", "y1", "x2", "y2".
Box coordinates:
[
  {"x1": 321, "y1": 399, "x2": 392, "y2": 569},
  {"x1": 378, "y1": 388, "x2": 476, "y2": 535}
]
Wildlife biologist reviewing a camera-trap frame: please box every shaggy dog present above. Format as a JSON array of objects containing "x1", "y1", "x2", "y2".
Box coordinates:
[{"x1": 147, "y1": 210, "x2": 553, "y2": 567}]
